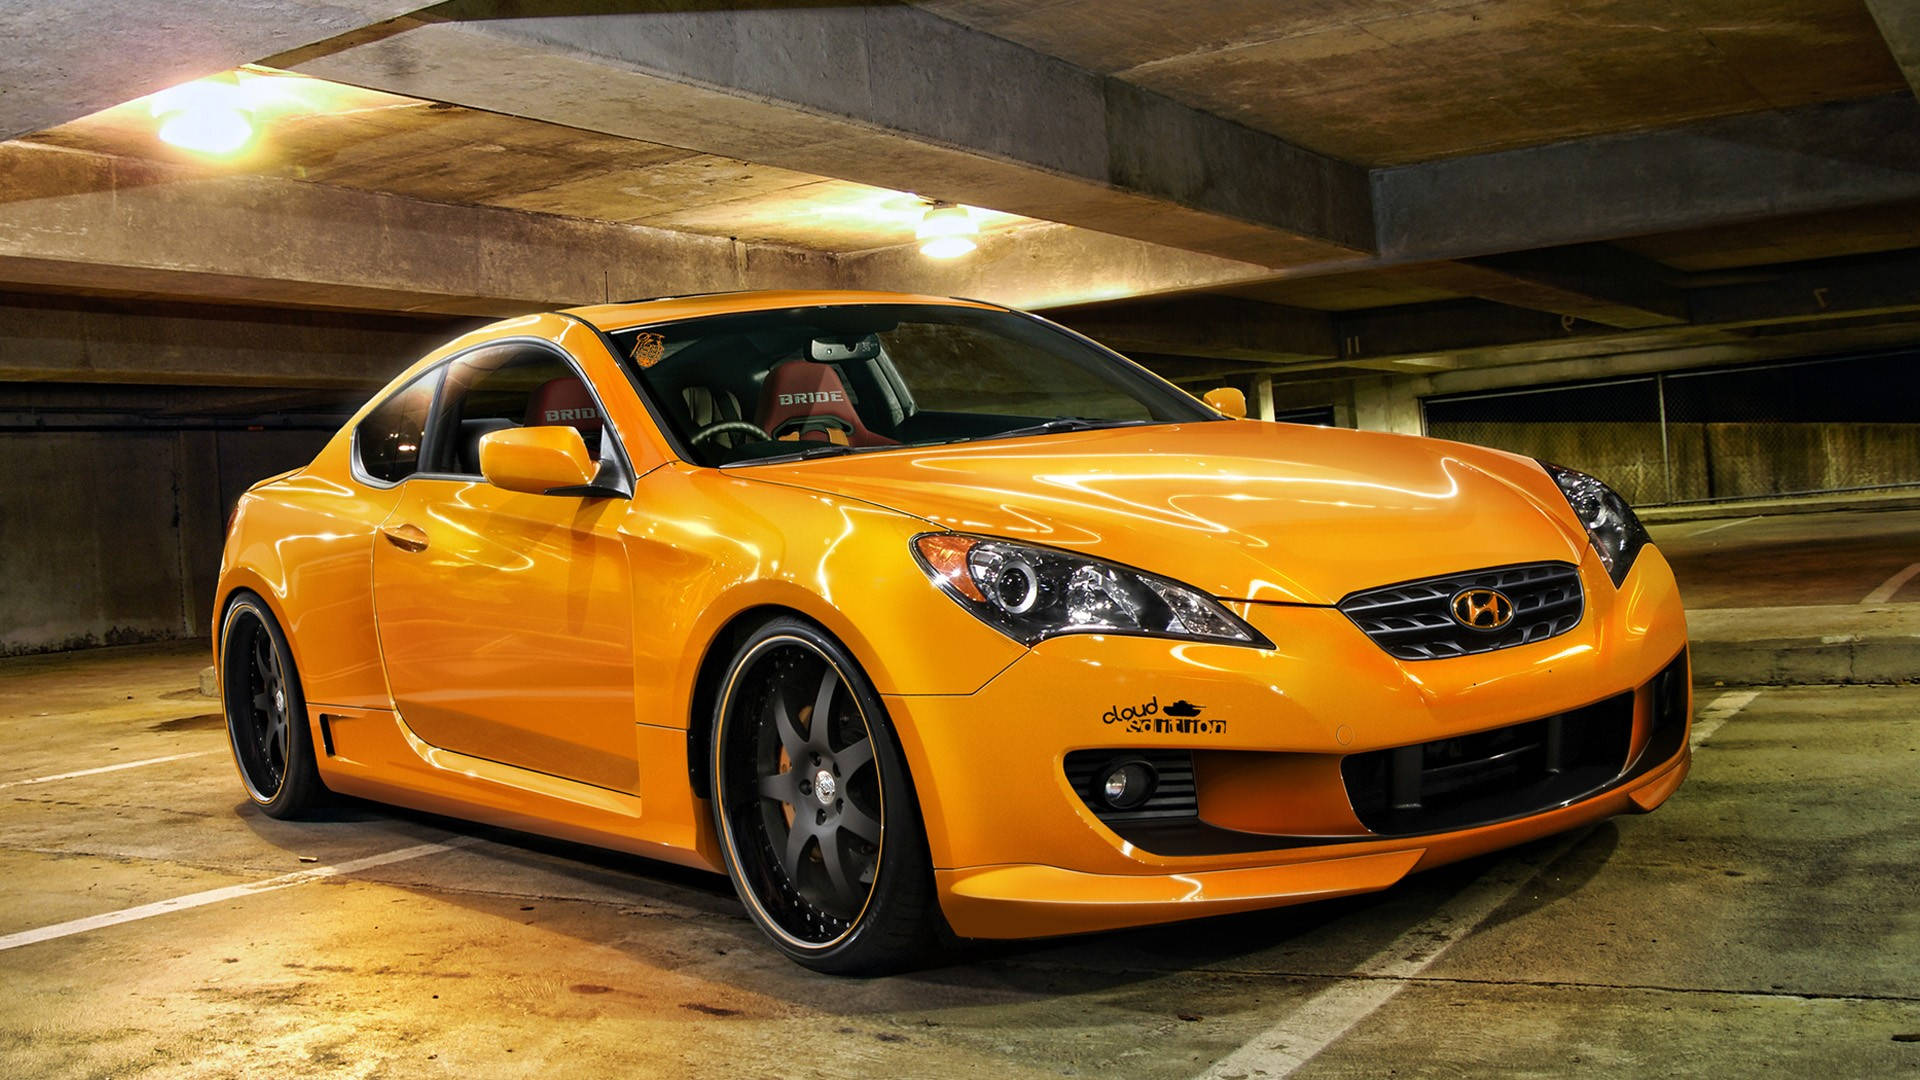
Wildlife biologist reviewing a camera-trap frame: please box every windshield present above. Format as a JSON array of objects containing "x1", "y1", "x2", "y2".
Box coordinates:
[{"x1": 607, "y1": 303, "x2": 1217, "y2": 467}]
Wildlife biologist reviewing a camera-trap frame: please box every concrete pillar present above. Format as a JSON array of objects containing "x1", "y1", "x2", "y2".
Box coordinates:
[
  {"x1": 1254, "y1": 375, "x2": 1276, "y2": 422},
  {"x1": 1351, "y1": 376, "x2": 1426, "y2": 435}
]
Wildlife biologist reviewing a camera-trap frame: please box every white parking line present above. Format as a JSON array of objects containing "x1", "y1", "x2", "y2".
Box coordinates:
[
  {"x1": 1685, "y1": 515, "x2": 1759, "y2": 540},
  {"x1": 0, "y1": 837, "x2": 479, "y2": 953},
  {"x1": 1692, "y1": 689, "x2": 1761, "y2": 747},
  {"x1": 0, "y1": 751, "x2": 217, "y2": 790},
  {"x1": 1197, "y1": 688, "x2": 1763, "y2": 1079},
  {"x1": 1197, "y1": 832, "x2": 1587, "y2": 1080},
  {"x1": 1862, "y1": 561, "x2": 1920, "y2": 605}
]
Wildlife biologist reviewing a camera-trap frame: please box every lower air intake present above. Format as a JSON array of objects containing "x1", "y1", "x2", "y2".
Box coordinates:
[{"x1": 1341, "y1": 692, "x2": 1634, "y2": 836}]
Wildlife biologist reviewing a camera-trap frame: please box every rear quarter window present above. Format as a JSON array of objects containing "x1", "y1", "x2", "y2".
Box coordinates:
[{"x1": 356, "y1": 370, "x2": 438, "y2": 484}]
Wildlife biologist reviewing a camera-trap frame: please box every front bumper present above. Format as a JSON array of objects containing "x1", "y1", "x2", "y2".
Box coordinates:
[{"x1": 886, "y1": 544, "x2": 1691, "y2": 940}]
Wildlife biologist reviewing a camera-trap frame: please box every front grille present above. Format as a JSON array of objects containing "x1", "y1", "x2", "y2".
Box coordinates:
[
  {"x1": 1064, "y1": 749, "x2": 1196, "y2": 825},
  {"x1": 1341, "y1": 692, "x2": 1633, "y2": 836},
  {"x1": 1338, "y1": 561, "x2": 1584, "y2": 661}
]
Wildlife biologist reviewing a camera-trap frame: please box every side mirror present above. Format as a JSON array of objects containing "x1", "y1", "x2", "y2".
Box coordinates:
[
  {"x1": 1203, "y1": 386, "x2": 1248, "y2": 419},
  {"x1": 478, "y1": 426, "x2": 596, "y2": 495}
]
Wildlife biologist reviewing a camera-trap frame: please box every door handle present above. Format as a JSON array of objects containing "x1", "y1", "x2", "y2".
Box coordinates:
[{"x1": 379, "y1": 523, "x2": 429, "y2": 553}]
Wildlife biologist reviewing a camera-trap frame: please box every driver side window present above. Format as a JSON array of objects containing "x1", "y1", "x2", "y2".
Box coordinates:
[{"x1": 427, "y1": 345, "x2": 606, "y2": 477}]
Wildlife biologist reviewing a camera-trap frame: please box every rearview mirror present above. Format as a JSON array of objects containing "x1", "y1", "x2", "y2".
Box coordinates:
[
  {"x1": 1204, "y1": 386, "x2": 1248, "y2": 419},
  {"x1": 478, "y1": 426, "x2": 596, "y2": 495},
  {"x1": 810, "y1": 334, "x2": 881, "y2": 363}
]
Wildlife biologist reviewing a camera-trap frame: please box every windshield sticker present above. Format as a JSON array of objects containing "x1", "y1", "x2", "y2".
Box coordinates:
[{"x1": 631, "y1": 332, "x2": 666, "y2": 368}]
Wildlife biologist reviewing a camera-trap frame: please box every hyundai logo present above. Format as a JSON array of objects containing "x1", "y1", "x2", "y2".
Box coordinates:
[{"x1": 1451, "y1": 587, "x2": 1515, "y2": 631}]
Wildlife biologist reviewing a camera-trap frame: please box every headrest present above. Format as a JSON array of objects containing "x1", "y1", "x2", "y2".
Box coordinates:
[
  {"x1": 525, "y1": 377, "x2": 602, "y2": 435},
  {"x1": 759, "y1": 362, "x2": 854, "y2": 417},
  {"x1": 754, "y1": 362, "x2": 898, "y2": 446}
]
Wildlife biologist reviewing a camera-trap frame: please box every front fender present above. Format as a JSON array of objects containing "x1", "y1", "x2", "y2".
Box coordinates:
[{"x1": 628, "y1": 464, "x2": 1026, "y2": 731}]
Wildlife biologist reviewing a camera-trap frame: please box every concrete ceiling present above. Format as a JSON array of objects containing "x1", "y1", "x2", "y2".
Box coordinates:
[
  {"x1": 19, "y1": 70, "x2": 1032, "y2": 254},
  {"x1": 921, "y1": 0, "x2": 1909, "y2": 166},
  {"x1": 3, "y1": 0, "x2": 1920, "y2": 396}
]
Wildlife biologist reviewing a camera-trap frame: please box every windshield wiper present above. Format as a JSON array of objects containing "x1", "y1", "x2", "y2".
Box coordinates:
[
  {"x1": 973, "y1": 417, "x2": 1156, "y2": 442},
  {"x1": 731, "y1": 442, "x2": 862, "y2": 466}
]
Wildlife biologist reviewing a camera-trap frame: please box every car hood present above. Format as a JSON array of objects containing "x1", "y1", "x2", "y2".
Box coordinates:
[{"x1": 741, "y1": 421, "x2": 1591, "y2": 605}]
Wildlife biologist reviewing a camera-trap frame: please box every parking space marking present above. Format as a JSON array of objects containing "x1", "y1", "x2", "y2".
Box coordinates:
[
  {"x1": 0, "y1": 837, "x2": 479, "y2": 953},
  {"x1": 1692, "y1": 689, "x2": 1761, "y2": 748},
  {"x1": 1198, "y1": 684, "x2": 1761, "y2": 1080},
  {"x1": 1683, "y1": 515, "x2": 1759, "y2": 540},
  {"x1": 1862, "y1": 561, "x2": 1920, "y2": 605},
  {"x1": 0, "y1": 751, "x2": 217, "y2": 790},
  {"x1": 1196, "y1": 831, "x2": 1587, "y2": 1080}
]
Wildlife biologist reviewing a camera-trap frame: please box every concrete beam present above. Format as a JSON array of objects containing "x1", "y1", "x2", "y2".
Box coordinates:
[
  {"x1": 285, "y1": 2, "x2": 1374, "y2": 267},
  {"x1": 0, "y1": 1, "x2": 433, "y2": 140},
  {"x1": 0, "y1": 141, "x2": 838, "y2": 316},
  {"x1": 1049, "y1": 296, "x2": 1335, "y2": 361},
  {"x1": 1399, "y1": 246, "x2": 1689, "y2": 329},
  {"x1": 0, "y1": 140, "x2": 1275, "y2": 317},
  {"x1": 1409, "y1": 321, "x2": 1920, "y2": 400},
  {"x1": 0, "y1": 291, "x2": 464, "y2": 388},
  {"x1": 1123, "y1": 353, "x2": 1300, "y2": 386},
  {"x1": 1866, "y1": 0, "x2": 1920, "y2": 100},
  {"x1": 1374, "y1": 95, "x2": 1920, "y2": 263},
  {"x1": 1688, "y1": 252, "x2": 1920, "y2": 328},
  {"x1": 1128, "y1": 249, "x2": 1920, "y2": 384},
  {"x1": 1336, "y1": 302, "x2": 1618, "y2": 365},
  {"x1": 833, "y1": 222, "x2": 1274, "y2": 311}
]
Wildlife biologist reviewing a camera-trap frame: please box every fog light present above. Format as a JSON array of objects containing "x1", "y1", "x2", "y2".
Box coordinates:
[{"x1": 1100, "y1": 759, "x2": 1157, "y2": 811}]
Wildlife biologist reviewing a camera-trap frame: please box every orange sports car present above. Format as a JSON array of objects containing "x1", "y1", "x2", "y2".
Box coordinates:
[{"x1": 215, "y1": 290, "x2": 1690, "y2": 973}]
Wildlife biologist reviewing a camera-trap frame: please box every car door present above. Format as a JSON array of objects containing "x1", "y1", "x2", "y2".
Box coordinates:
[{"x1": 370, "y1": 340, "x2": 641, "y2": 792}]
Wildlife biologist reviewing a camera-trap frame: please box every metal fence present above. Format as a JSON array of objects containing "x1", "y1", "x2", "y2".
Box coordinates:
[{"x1": 1421, "y1": 350, "x2": 1920, "y2": 507}]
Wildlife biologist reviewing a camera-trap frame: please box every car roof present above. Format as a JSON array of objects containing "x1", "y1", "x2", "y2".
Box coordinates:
[{"x1": 561, "y1": 290, "x2": 1003, "y2": 333}]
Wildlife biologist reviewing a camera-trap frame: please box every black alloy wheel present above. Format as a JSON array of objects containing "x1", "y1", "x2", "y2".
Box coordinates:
[
  {"x1": 220, "y1": 592, "x2": 325, "y2": 818},
  {"x1": 711, "y1": 617, "x2": 940, "y2": 973}
]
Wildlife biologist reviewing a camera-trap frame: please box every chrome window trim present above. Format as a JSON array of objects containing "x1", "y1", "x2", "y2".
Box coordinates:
[{"x1": 348, "y1": 336, "x2": 636, "y2": 497}]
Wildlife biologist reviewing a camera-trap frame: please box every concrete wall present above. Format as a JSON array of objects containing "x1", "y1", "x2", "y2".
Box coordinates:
[
  {"x1": 1279, "y1": 343, "x2": 1920, "y2": 505},
  {"x1": 1423, "y1": 420, "x2": 1674, "y2": 504},
  {"x1": 0, "y1": 295, "x2": 451, "y2": 655},
  {"x1": 1423, "y1": 420, "x2": 1920, "y2": 505},
  {"x1": 0, "y1": 427, "x2": 330, "y2": 655}
]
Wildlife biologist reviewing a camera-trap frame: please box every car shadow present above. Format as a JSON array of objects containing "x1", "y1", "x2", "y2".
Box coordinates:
[{"x1": 230, "y1": 796, "x2": 1627, "y2": 1009}]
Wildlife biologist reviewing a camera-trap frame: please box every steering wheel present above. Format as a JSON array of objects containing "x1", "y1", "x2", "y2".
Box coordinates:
[{"x1": 690, "y1": 419, "x2": 770, "y2": 445}]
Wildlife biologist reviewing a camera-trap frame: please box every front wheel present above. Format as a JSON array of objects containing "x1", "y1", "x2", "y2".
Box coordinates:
[
  {"x1": 220, "y1": 592, "x2": 326, "y2": 818},
  {"x1": 710, "y1": 617, "x2": 941, "y2": 974}
]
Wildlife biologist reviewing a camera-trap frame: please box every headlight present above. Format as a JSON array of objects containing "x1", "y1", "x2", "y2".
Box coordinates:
[
  {"x1": 1540, "y1": 462, "x2": 1650, "y2": 587},
  {"x1": 911, "y1": 533, "x2": 1268, "y2": 648}
]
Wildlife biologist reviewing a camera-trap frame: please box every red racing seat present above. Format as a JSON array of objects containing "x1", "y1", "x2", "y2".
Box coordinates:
[
  {"x1": 755, "y1": 362, "x2": 895, "y2": 446},
  {"x1": 524, "y1": 377, "x2": 604, "y2": 454}
]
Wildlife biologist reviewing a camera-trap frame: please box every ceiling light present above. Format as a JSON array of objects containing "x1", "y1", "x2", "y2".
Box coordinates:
[
  {"x1": 917, "y1": 202, "x2": 978, "y2": 259},
  {"x1": 149, "y1": 76, "x2": 254, "y2": 156}
]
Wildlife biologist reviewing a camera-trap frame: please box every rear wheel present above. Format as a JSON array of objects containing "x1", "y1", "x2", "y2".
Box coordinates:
[
  {"x1": 220, "y1": 592, "x2": 325, "y2": 818},
  {"x1": 710, "y1": 617, "x2": 940, "y2": 974}
]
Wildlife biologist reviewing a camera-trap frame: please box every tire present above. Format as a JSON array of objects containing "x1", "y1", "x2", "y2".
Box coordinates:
[
  {"x1": 220, "y1": 591, "x2": 327, "y2": 819},
  {"x1": 710, "y1": 616, "x2": 942, "y2": 974}
]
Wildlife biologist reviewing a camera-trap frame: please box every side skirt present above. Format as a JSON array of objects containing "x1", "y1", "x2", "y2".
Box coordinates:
[{"x1": 306, "y1": 705, "x2": 724, "y2": 873}]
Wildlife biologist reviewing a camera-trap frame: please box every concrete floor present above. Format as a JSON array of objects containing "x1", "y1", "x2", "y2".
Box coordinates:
[
  {"x1": 4, "y1": 512, "x2": 1919, "y2": 1078},
  {"x1": 1652, "y1": 507, "x2": 1920, "y2": 609}
]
